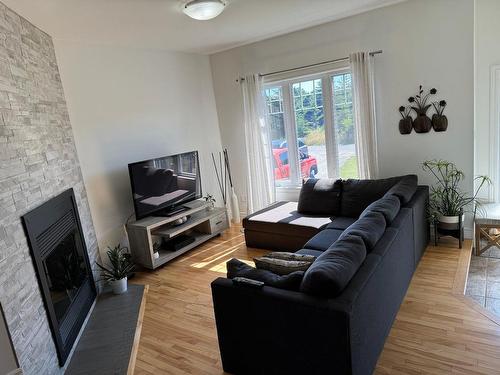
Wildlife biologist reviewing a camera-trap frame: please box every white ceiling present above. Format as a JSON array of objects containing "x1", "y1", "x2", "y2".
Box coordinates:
[{"x1": 2, "y1": 0, "x2": 404, "y2": 55}]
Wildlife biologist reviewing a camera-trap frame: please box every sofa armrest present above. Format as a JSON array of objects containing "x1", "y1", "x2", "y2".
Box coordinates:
[
  {"x1": 403, "y1": 185, "x2": 429, "y2": 264},
  {"x1": 211, "y1": 278, "x2": 352, "y2": 375}
]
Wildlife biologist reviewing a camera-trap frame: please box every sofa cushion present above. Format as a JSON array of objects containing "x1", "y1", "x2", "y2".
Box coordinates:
[
  {"x1": 226, "y1": 258, "x2": 304, "y2": 291},
  {"x1": 385, "y1": 175, "x2": 418, "y2": 204},
  {"x1": 340, "y1": 176, "x2": 405, "y2": 218},
  {"x1": 304, "y1": 229, "x2": 344, "y2": 251},
  {"x1": 300, "y1": 234, "x2": 367, "y2": 296},
  {"x1": 254, "y1": 257, "x2": 314, "y2": 275},
  {"x1": 297, "y1": 178, "x2": 342, "y2": 216},
  {"x1": 339, "y1": 211, "x2": 386, "y2": 251},
  {"x1": 360, "y1": 195, "x2": 401, "y2": 225},
  {"x1": 296, "y1": 248, "x2": 324, "y2": 257},
  {"x1": 326, "y1": 217, "x2": 357, "y2": 230},
  {"x1": 243, "y1": 201, "x2": 332, "y2": 238}
]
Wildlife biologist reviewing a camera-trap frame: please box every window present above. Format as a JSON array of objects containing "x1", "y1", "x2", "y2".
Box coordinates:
[
  {"x1": 332, "y1": 73, "x2": 357, "y2": 179},
  {"x1": 264, "y1": 70, "x2": 358, "y2": 188},
  {"x1": 293, "y1": 79, "x2": 327, "y2": 179}
]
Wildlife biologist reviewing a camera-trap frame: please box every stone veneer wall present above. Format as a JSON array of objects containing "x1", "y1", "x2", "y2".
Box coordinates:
[{"x1": 0, "y1": 2, "x2": 100, "y2": 374}]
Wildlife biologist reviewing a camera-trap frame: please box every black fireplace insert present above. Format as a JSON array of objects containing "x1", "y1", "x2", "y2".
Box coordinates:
[{"x1": 22, "y1": 188, "x2": 96, "y2": 366}]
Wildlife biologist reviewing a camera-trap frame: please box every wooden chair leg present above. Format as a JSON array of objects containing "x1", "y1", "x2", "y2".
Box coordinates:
[
  {"x1": 475, "y1": 224, "x2": 480, "y2": 256},
  {"x1": 459, "y1": 213, "x2": 463, "y2": 249},
  {"x1": 459, "y1": 227, "x2": 463, "y2": 249}
]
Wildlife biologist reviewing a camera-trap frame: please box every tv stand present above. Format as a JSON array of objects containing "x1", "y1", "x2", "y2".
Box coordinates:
[{"x1": 126, "y1": 200, "x2": 229, "y2": 269}]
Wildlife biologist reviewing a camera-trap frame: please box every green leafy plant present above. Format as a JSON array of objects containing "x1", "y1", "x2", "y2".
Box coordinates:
[
  {"x1": 422, "y1": 159, "x2": 490, "y2": 223},
  {"x1": 96, "y1": 244, "x2": 134, "y2": 282},
  {"x1": 304, "y1": 127, "x2": 325, "y2": 146}
]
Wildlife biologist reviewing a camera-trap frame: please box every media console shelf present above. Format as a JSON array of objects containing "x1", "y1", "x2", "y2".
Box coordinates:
[{"x1": 126, "y1": 200, "x2": 229, "y2": 269}]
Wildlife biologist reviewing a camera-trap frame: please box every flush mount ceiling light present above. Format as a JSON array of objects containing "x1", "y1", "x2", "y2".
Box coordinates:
[{"x1": 183, "y1": 0, "x2": 226, "y2": 20}]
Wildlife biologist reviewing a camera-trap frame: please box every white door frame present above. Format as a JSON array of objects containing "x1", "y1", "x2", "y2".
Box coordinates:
[{"x1": 488, "y1": 65, "x2": 500, "y2": 202}]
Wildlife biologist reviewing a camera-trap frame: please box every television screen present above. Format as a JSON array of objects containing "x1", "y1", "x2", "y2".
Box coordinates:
[{"x1": 128, "y1": 151, "x2": 202, "y2": 219}]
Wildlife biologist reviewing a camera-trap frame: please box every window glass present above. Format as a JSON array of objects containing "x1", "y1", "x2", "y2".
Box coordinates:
[
  {"x1": 264, "y1": 86, "x2": 290, "y2": 186},
  {"x1": 292, "y1": 78, "x2": 326, "y2": 179},
  {"x1": 279, "y1": 151, "x2": 288, "y2": 165},
  {"x1": 332, "y1": 73, "x2": 358, "y2": 179}
]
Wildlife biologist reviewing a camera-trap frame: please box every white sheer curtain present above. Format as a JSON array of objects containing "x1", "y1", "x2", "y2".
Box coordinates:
[
  {"x1": 241, "y1": 74, "x2": 275, "y2": 213},
  {"x1": 350, "y1": 52, "x2": 379, "y2": 179}
]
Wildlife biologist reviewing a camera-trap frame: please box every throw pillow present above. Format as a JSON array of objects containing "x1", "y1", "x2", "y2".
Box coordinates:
[
  {"x1": 226, "y1": 258, "x2": 304, "y2": 291},
  {"x1": 262, "y1": 251, "x2": 316, "y2": 263},
  {"x1": 297, "y1": 178, "x2": 342, "y2": 216},
  {"x1": 254, "y1": 257, "x2": 313, "y2": 275}
]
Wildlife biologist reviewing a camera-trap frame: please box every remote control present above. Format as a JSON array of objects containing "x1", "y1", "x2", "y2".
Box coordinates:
[{"x1": 232, "y1": 277, "x2": 264, "y2": 288}]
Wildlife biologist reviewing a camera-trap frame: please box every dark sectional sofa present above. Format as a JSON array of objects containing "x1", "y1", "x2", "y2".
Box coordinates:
[{"x1": 211, "y1": 175, "x2": 429, "y2": 375}]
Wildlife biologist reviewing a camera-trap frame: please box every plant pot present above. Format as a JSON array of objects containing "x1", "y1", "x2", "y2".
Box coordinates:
[
  {"x1": 111, "y1": 277, "x2": 127, "y2": 295},
  {"x1": 432, "y1": 114, "x2": 448, "y2": 132},
  {"x1": 437, "y1": 214, "x2": 465, "y2": 230},
  {"x1": 413, "y1": 114, "x2": 432, "y2": 133},
  {"x1": 399, "y1": 117, "x2": 413, "y2": 134}
]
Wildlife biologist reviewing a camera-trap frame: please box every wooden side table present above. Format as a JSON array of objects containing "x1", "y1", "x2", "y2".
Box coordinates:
[{"x1": 475, "y1": 218, "x2": 500, "y2": 256}]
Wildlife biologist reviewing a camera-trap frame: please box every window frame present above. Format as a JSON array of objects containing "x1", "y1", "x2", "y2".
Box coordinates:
[
  {"x1": 264, "y1": 66, "x2": 353, "y2": 189},
  {"x1": 489, "y1": 65, "x2": 500, "y2": 202}
]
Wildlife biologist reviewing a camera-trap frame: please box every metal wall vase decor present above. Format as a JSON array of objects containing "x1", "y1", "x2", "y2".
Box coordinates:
[
  {"x1": 398, "y1": 106, "x2": 413, "y2": 134},
  {"x1": 431, "y1": 100, "x2": 448, "y2": 131},
  {"x1": 398, "y1": 85, "x2": 448, "y2": 135}
]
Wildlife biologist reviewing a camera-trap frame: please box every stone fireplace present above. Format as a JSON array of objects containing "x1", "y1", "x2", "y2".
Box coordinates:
[
  {"x1": 22, "y1": 189, "x2": 97, "y2": 366},
  {"x1": 0, "y1": 2, "x2": 99, "y2": 374}
]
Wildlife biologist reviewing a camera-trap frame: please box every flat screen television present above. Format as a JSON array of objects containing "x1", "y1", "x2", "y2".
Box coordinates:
[{"x1": 128, "y1": 151, "x2": 202, "y2": 219}]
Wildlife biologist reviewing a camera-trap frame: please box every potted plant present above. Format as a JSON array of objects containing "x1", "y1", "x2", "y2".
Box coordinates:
[
  {"x1": 204, "y1": 194, "x2": 216, "y2": 210},
  {"x1": 409, "y1": 86, "x2": 437, "y2": 133},
  {"x1": 432, "y1": 100, "x2": 448, "y2": 132},
  {"x1": 398, "y1": 105, "x2": 413, "y2": 134},
  {"x1": 96, "y1": 244, "x2": 134, "y2": 294},
  {"x1": 422, "y1": 160, "x2": 490, "y2": 229}
]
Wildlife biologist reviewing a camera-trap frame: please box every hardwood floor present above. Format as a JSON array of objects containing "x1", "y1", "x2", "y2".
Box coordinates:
[
  {"x1": 132, "y1": 225, "x2": 250, "y2": 375},
  {"x1": 376, "y1": 238, "x2": 500, "y2": 375},
  {"x1": 132, "y1": 226, "x2": 500, "y2": 375}
]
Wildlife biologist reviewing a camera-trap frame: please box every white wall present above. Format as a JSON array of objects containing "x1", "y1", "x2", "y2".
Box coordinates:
[
  {"x1": 211, "y1": 0, "x2": 474, "y2": 221},
  {"x1": 54, "y1": 41, "x2": 223, "y2": 252},
  {"x1": 475, "y1": 0, "x2": 500, "y2": 201}
]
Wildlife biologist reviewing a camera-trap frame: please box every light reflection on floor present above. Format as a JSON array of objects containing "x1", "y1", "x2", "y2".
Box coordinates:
[{"x1": 174, "y1": 232, "x2": 265, "y2": 274}]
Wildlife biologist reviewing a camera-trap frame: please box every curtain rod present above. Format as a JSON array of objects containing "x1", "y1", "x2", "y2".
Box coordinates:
[{"x1": 236, "y1": 50, "x2": 382, "y2": 82}]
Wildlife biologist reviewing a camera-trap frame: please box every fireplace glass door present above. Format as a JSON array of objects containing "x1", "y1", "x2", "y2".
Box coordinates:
[{"x1": 44, "y1": 230, "x2": 90, "y2": 324}]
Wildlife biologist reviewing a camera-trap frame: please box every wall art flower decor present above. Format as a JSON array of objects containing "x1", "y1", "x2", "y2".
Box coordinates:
[
  {"x1": 432, "y1": 100, "x2": 448, "y2": 132},
  {"x1": 398, "y1": 105, "x2": 413, "y2": 134},
  {"x1": 397, "y1": 85, "x2": 448, "y2": 134}
]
